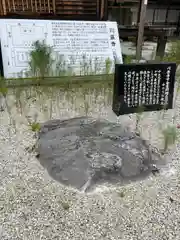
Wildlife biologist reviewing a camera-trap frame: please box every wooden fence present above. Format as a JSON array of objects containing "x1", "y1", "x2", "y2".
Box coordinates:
[{"x1": 0, "y1": 0, "x2": 107, "y2": 20}]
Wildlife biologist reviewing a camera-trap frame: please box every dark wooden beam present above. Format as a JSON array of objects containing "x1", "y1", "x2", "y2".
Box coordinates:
[
  {"x1": 175, "y1": 12, "x2": 180, "y2": 36},
  {"x1": 152, "y1": 9, "x2": 156, "y2": 24},
  {"x1": 119, "y1": 26, "x2": 167, "y2": 38},
  {"x1": 165, "y1": 0, "x2": 172, "y2": 24},
  {"x1": 136, "y1": 0, "x2": 148, "y2": 60},
  {"x1": 103, "y1": 0, "x2": 108, "y2": 20},
  {"x1": 137, "y1": 0, "x2": 142, "y2": 24},
  {"x1": 156, "y1": 36, "x2": 167, "y2": 59},
  {"x1": 101, "y1": 0, "x2": 108, "y2": 21}
]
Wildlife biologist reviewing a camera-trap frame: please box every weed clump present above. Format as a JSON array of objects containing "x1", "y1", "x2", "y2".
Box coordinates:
[
  {"x1": 163, "y1": 40, "x2": 180, "y2": 65},
  {"x1": 162, "y1": 125, "x2": 177, "y2": 153},
  {"x1": 28, "y1": 40, "x2": 54, "y2": 79},
  {"x1": 30, "y1": 122, "x2": 41, "y2": 133},
  {"x1": 60, "y1": 201, "x2": 70, "y2": 210}
]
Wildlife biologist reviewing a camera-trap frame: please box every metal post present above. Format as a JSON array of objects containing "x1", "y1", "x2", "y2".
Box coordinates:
[{"x1": 136, "y1": 0, "x2": 148, "y2": 61}]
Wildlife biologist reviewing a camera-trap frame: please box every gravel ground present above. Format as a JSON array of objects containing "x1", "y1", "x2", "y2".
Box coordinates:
[{"x1": 0, "y1": 86, "x2": 180, "y2": 240}]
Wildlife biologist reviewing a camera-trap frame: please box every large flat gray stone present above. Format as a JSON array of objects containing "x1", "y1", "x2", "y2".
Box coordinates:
[{"x1": 37, "y1": 117, "x2": 162, "y2": 192}]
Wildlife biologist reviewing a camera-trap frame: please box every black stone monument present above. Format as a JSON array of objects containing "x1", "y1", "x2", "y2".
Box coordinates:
[{"x1": 112, "y1": 63, "x2": 176, "y2": 116}]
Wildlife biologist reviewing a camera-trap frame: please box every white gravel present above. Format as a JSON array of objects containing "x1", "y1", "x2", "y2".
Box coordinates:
[{"x1": 0, "y1": 86, "x2": 180, "y2": 240}]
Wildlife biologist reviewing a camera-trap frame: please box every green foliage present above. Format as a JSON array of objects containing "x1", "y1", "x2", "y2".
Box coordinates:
[
  {"x1": 136, "y1": 105, "x2": 145, "y2": 114},
  {"x1": 27, "y1": 40, "x2": 114, "y2": 78},
  {"x1": 28, "y1": 40, "x2": 54, "y2": 79},
  {"x1": 162, "y1": 125, "x2": 177, "y2": 152},
  {"x1": 163, "y1": 40, "x2": 180, "y2": 64},
  {"x1": 13, "y1": 88, "x2": 24, "y2": 114},
  {"x1": 105, "y1": 58, "x2": 112, "y2": 74},
  {"x1": 172, "y1": 71, "x2": 180, "y2": 123},
  {"x1": 176, "y1": 70, "x2": 180, "y2": 92},
  {"x1": 118, "y1": 191, "x2": 125, "y2": 198},
  {"x1": 30, "y1": 122, "x2": 41, "y2": 133},
  {"x1": 0, "y1": 76, "x2": 8, "y2": 96},
  {"x1": 0, "y1": 76, "x2": 17, "y2": 132},
  {"x1": 124, "y1": 55, "x2": 134, "y2": 64},
  {"x1": 61, "y1": 201, "x2": 70, "y2": 210},
  {"x1": 82, "y1": 88, "x2": 90, "y2": 116},
  {"x1": 10, "y1": 38, "x2": 119, "y2": 80},
  {"x1": 84, "y1": 100, "x2": 90, "y2": 116},
  {"x1": 135, "y1": 105, "x2": 145, "y2": 134}
]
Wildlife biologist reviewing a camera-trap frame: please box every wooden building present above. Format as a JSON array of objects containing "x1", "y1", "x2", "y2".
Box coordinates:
[
  {"x1": 0, "y1": 0, "x2": 180, "y2": 39},
  {"x1": 108, "y1": 0, "x2": 180, "y2": 27},
  {"x1": 0, "y1": 0, "x2": 103, "y2": 20},
  {"x1": 0, "y1": 0, "x2": 180, "y2": 25}
]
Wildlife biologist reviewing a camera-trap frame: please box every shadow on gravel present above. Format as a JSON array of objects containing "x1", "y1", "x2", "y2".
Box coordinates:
[{"x1": 36, "y1": 117, "x2": 165, "y2": 192}]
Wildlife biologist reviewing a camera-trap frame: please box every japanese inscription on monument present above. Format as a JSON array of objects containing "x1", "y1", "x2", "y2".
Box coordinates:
[{"x1": 113, "y1": 63, "x2": 176, "y2": 116}]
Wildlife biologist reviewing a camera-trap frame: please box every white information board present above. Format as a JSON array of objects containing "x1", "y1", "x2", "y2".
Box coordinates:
[{"x1": 0, "y1": 19, "x2": 122, "y2": 78}]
